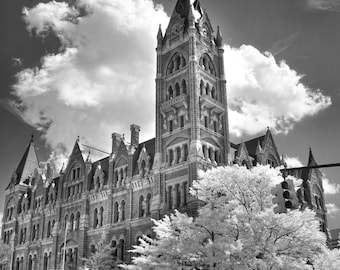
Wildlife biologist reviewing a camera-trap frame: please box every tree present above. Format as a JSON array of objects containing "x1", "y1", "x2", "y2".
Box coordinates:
[
  {"x1": 0, "y1": 243, "x2": 11, "y2": 268},
  {"x1": 312, "y1": 247, "x2": 340, "y2": 270},
  {"x1": 123, "y1": 165, "x2": 331, "y2": 270},
  {"x1": 80, "y1": 234, "x2": 118, "y2": 270}
]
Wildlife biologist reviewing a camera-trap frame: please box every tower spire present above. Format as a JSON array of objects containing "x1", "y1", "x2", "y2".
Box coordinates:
[
  {"x1": 6, "y1": 135, "x2": 40, "y2": 188},
  {"x1": 216, "y1": 26, "x2": 223, "y2": 48}
]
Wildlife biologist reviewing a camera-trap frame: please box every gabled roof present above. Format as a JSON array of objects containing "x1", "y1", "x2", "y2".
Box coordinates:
[
  {"x1": 7, "y1": 136, "x2": 40, "y2": 189},
  {"x1": 233, "y1": 135, "x2": 265, "y2": 158},
  {"x1": 301, "y1": 148, "x2": 322, "y2": 181},
  {"x1": 90, "y1": 156, "x2": 110, "y2": 186},
  {"x1": 132, "y1": 138, "x2": 155, "y2": 176}
]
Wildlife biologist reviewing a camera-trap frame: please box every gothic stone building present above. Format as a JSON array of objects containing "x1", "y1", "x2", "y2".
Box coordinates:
[{"x1": 1, "y1": 0, "x2": 328, "y2": 269}]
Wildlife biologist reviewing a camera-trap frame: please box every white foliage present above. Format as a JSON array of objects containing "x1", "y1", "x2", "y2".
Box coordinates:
[{"x1": 123, "y1": 165, "x2": 330, "y2": 270}]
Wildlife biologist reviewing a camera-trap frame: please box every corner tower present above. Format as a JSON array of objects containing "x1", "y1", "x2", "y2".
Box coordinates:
[{"x1": 153, "y1": 0, "x2": 230, "y2": 215}]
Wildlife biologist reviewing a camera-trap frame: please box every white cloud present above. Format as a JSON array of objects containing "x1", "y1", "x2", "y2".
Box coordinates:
[
  {"x1": 323, "y1": 178, "x2": 340, "y2": 195},
  {"x1": 305, "y1": 0, "x2": 340, "y2": 12},
  {"x1": 12, "y1": 0, "x2": 169, "y2": 165},
  {"x1": 326, "y1": 203, "x2": 339, "y2": 216},
  {"x1": 284, "y1": 156, "x2": 303, "y2": 168},
  {"x1": 225, "y1": 45, "x2": 332, "y2": 137},
  {"x1": 0, "y1": 212, "x2": 2, "y2": 236},
  {"x1": 12, "y1": 0, "x2": 332, "y2": 169}
]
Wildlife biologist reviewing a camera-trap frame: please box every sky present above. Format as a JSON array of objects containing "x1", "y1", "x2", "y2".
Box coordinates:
[{"x1": 0, "y1": 0, "x2": 340, "y2": 229}]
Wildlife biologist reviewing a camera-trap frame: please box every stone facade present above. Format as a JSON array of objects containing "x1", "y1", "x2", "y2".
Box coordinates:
[{"x1": 1, "y1": 0, "x2": 328, "y2": 269}]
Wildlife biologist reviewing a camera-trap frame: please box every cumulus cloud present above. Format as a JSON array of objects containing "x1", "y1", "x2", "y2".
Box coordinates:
[
  {"x1": 305, "y1": 0, "x2": 340, "y2": 12},
  {"x1": 284, "y1": 156, "x2": 304, "y2": 168},
  {"x1": 12, "y1": 0, "x2": 169, "y2": 166},
  {"x1": 225, "y1": 45, "x2": 332, "y2": 137},
  {"x1": 323, "y1": 178, "x2": 340, "y2": 195},
  {"x1": 326, "y1": 203, "x2": 339, "y2": 216},
  {"x1": 12, "y1": 0, "x2": 332, "y2": 169}
]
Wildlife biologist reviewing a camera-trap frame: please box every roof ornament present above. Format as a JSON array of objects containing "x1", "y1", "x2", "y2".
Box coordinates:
[
  {"x1": 59, "y1": 163, "x2": 65, "y2": 174},
  {"x1": 30, "y1": 133, "x2": 34, "y2": 143}
]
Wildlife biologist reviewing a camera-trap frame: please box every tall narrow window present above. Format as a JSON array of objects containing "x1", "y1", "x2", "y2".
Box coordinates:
[
  {"x1": 100, "y1": 207, "x2": 104, "y2": 226},
  {"x1": 169, "y1": 149, "x2": 174, "y2": 165},
  {"x1": 182, "y1": 80, "x2": 187, "y2": 94},
  {"x1": 76, "y1": 212, "x2": 80, "y2": 230},
  {"x1": 213, "y1": 121, "x2": 218, "y2": 132},
  {"x1": 70, "y1": 214, "x2": 74, "y2": 231},
  {"x1": 121, "y1": 200, "x2": 125, "y2": 221},
  {"x1": 168, "y1": 86, "x2": 173, "y2": 100},
  {"x1": 176, "y1": 147, "x2": 181, "y2": 163},
  {"x1": 76, "y1": 167, "x2": 81, "y2": 178},
  {"x1": 168, "y1": 186, "x2": 173, "y2": 209},
  {"x1": 169, "y1": 120, "x2": 173, "y2": 132},
  {"x1": 183, "y1": 182, "x2": 188, "y2": 206},
  {"x1": 139, "y1": 196, "x2": 144, "y2": 217},
  {"x1": 93, "y1": 209, "x2": 98, "y2": 228},
  {"x1": 184, "y1": 144, "x2": 188, "y2": 161},
  {"x1": 204, "y1": 116, "x2": 208, "y2": 128},
  {"x1": 111, "y1": 241, "x2": 117, "y2": 261},
  {"x1": 175, "y1": 83, "x2": 180, "y2": 96},
  {"x1": 47, "y1": 221, "x2": 51, "y2": 238},
  {"x1": 114, "y1": 202, "x2": 119, "y2": 223},
  {"x1": 176, "y1": 184, "x2": 181, "y2": 208},
  {"x1": 180, "y1": 115, "x2": 184, "y2": 128},
  {"x1": 146, "y1": 194, "x2": 151, "y2": 216},
  {"x1": 119, "y1": 239, "x2": 125, "y2": 261}
]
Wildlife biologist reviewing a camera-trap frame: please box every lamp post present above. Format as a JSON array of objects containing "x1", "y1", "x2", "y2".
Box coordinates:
[{"x1": 62, "y1": 221, "x2": 70, "y2": 270}]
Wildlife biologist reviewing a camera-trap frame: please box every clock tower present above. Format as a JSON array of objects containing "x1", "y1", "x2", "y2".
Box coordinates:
[{"x1": 152, "y1": 0, "x2": 231, "y2": 216}]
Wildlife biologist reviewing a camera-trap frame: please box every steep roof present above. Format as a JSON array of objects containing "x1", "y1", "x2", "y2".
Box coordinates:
[
  {"x1": 301, "y1": 148, "x2": 322, "y2": 181},
  {"x1": 7, "y1": 136, "x2": 40, "y2": 189},
  {"x1": 233, "y1": 135, "x2": 265, "y2": 158},
  {"x1": 132, "y1": 138, "x2": 155, "y2": 176}
]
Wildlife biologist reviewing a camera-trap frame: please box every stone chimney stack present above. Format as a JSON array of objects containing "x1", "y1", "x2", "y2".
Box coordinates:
[
  {"x1": 130, "y1": 124, "x2": 141, "y2": 148},
  {"x1": 111, "y1": 133, "x2": 122, "y2": 155}
]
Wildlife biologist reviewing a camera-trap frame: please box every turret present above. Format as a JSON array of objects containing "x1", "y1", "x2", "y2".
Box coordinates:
[{"x1": 215, "y1": 26, "x2": 223, "y2": 48}]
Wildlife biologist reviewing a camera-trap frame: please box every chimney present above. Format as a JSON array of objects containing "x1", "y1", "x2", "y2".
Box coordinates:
[
  {"x1": 111, "y1": 133, "x2": 122, "y2": 154},
  {"x1": 130, "y1": 124, "x2": 141, "y2": 148}
]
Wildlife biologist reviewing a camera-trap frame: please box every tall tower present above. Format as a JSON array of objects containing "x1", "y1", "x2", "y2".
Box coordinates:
[{"x1": 153, "y1": 0, "x2": 230, "y2": 216}]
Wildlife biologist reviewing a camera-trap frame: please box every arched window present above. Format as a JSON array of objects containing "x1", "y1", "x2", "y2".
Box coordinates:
[
  {"x1": 183, "y1": 182, "x2": 188, "y2": 206},
  {"x1": 114, "y1": 202, "x2": 119, "y2": 223},
  {"x1": 168, "y1": 86, "x2": 173, "y2": 100},
  {"x1": 205, "y1": 83, "x2": 210, "y2": 95},
  {"x1": 47, "y1": 221, "x2": 51, "y2": 238},
  {"x1": 118, "y1": 239, "x2": 125, "y2": 261},
  {"x1": 43, "y1": 253, "x2": 48, "y2": 270},
  {"x1": 181, "y1": 56, "x2": 186, "y2": 68},
  {"x1": 139, "y1": 196, "x2": 144, "y2": 217},
  {"x1": 175, "y1": 83, "x2": 180, "y2": 96},
  {"x1": 168, "y1": 186, "x2": 173, "y2": 209},
  {"x1": 211, "y1": 87, "x2": 216, "y2": 99},
  {"x1": 111, "y1": 240, "x2": 117, "y2": 260},
  {"x1": 36, "y1": 224, "x2": 40, "y2": 240},
  {"x1": 93, "y1": 209, "x2": 98, "y2": 228},
  {"x1": 200, "y1": 80, "x2": 204, "y2": 95},
  {"x1": 90, "y1": 244, "x2": 96, "y2": 254},
  {"x1": 70, "y1": 213, "x2": 74, "y2": 231},
  {"x1": 76, "y1": 212, "x2": 80, "y2": 230},
  {"x1": 176, "y1": 184, "x2": 181, "y2": 208},
  {"x1": 175, "y1": 55, "x2": 181, "y2": 70},
  {"x1": 146, "y1": 194, "x2": 151, "y2": 216},
  {"x1": 120, "y1": 168, "x2": 124, "y2": 185},
  {"x1": 100, "y1": 206, "x2": 104, "y2": 226},
  {"x1": 182, "y1": 80, "x2": 187, "y2": 94},
  {"x1": 140, "y1": 160, "x2": 146, "y2": 178},
  {"x1": 28, "y1": 255, "x2": 33, "y2": 270},
  {"x1": 115, "y1": 171, "x2": 119, "y2": 187},
  {"x1": 121, "y1": 200, "x2": 125, "y2": 221}
]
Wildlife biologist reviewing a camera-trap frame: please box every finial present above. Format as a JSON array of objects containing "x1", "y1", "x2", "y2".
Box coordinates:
[
  {"x1": 77, "y1": 136, "x2": 80, "y2": 142},
  {"x1": 216, "y1": 25, "x2": 223, "y2": 48},
  {"x1": 30, "y1": 133, "x2": 34, "y2": 143}
]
